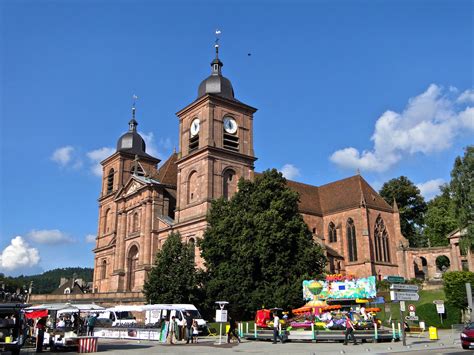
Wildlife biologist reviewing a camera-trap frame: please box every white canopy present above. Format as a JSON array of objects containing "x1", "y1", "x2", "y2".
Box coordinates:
[{"x1": 25, "y1": 303, "x2": 105, "y2": 312}]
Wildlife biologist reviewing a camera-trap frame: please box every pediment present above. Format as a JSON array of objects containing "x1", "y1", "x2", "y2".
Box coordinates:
[{"x1": 116, "y1": 177, "x2": 146, "y2": 199}]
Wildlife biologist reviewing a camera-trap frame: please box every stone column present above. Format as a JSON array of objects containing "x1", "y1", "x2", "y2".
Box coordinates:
[
  {"x1": 143, "y1": 199, "x2": 153, "y2": 266},
  {"x1": 117, "y1": 210, "x2": 127, "y2": 271}
]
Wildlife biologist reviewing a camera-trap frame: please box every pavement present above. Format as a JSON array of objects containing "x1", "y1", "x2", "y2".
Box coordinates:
[{"x1": 19, "y1": 329, "x2": 469, "y2": 354}]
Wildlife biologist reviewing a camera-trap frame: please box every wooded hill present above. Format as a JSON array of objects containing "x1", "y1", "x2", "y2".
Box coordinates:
[{"x1": 0, "y1": 267, "x2": 93, "y2": 294}]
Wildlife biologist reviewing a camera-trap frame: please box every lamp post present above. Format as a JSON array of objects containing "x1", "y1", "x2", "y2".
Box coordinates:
[{"x1": 215, "y1": 301, "x2": 228, "y2": 345}]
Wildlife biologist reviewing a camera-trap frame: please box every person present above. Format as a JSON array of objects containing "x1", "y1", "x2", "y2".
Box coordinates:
[
  {"x1": 87, "y1": 313, "x2": 97, "y2": 336},
  {"x1": 184, "y1": 311, "x2": 194, "y2": 344},
  {"x1": 168, "y1": 316, "x2": 177, "y2": 344},
  {"x1": 227, "y1": 316, "x2": 241, "y2": 343},
  {"x1": 272, "y1": 312, "x2": 284, "y2": 344},
  {"x1": 192, "y1": 320, "x2": 199, "y2": 343},
  {"x1": 343, "y1": 314, "x2": 357, "y2": 345},
  {"x1": 57, "y1": 317, "x2": 65, "y2": 328},
  {"x1": 35, "y1": 317, "x2": 47, "y2": 353}
]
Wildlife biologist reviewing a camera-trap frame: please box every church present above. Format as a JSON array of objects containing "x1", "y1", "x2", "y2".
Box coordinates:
[{"x1": 92, "y1": 44, "x2": 468, "y2": 294}]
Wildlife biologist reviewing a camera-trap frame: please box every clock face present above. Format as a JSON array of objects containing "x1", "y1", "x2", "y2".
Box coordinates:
[
  {"x1": 190, "y1": 118, "x2": 200, "y2": 137},
  {"x1": 223, "y1": 117, "x2": 238, "y2": 134}
]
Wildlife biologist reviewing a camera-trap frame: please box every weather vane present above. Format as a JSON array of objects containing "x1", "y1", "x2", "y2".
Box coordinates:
[
  {"x1": 215, "y1": 29, "x2": 221, "y2": 53},
  {"x1": 132, "y1": 94, "x2": 138, "y2": 119}
]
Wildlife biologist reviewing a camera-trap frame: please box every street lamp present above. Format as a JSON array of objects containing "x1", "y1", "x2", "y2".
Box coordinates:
[{"x1": 215, "y1": 301, "x2": 229, "y2": 345}]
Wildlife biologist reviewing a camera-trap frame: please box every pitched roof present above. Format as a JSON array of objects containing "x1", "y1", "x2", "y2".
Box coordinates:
[
  {"x1": 155, "y1": 153, "x2": 178, "y2": 186},
  {"x1": 286, "y1": 179, "x2": 323, "y2": 215}
]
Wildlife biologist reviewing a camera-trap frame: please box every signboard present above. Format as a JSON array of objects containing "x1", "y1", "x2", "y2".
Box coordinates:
[
  {"x1": 215, "y1": 309, "x2": 228, "y2": 323},
  {"x1": 384, "y1": 304, "x2": 391, "y2": 313},
  {"x1": 436, "y1": 304, "x2": 445, "y2": 314},
  {"x1": 408, "y1": 304, "x2": 416, "y2": 312},
  {"x1": 303, "y1": 276, "x2": 376, "y2": 301},
  {"x1": 390, "y1": 291, "x2": 420, "y2": 301},
  {"x1": 386, "y1": 276, "x2": 405, "y2": 284},
  {"x1": 373, "y1": 296, "x2": 385, "y2": 304},
  {"x1": 405, "y1": 315, "x2": 419, "y2": 321},
  {"x1": 390, "y1": 284, "x2": 419, "y2": 292},
  {"x1": 433, "y1": 300, "x2": 444, "y2": 305},
  {"x1": 400, "y1": 301, "x2": 406, "y2": 312},
  {"x1": 409, "y1": 311, "x2": 416, "y2": 317}
]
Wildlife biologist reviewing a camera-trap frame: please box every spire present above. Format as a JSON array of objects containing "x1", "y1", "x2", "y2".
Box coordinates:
[
  {"x1": 129, "y1": 95, "x2": 138, "y2": 132},
  {"x1": 392, "y1": 198, "x2": 399, "y2": 212},
  {"x1": 211, "y1": 29, "x2": 223, "y2": 76}
]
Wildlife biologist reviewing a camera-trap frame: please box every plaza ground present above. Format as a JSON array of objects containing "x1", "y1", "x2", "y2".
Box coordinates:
[{"x1": 18, "y1": 329, "x2": 469, "y2": 354}]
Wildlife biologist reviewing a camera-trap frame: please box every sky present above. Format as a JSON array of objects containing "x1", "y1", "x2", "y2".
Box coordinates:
[{"x1": 0, "y1": 0, "x2": 472, "y2": 276}]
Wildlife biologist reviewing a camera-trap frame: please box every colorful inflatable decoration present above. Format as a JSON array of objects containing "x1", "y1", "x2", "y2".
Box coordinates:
[
  {"x1": 255, "y1": 309, "x2": 271, "y2": 328},
  {"x1": 303, "y1": 275, "x2": 376, "y2": 301}
]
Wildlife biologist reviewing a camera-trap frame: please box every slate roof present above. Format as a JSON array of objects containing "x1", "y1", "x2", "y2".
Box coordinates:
[{"x1": 155, "y1": 153, "x2": 178, "y2": 186}]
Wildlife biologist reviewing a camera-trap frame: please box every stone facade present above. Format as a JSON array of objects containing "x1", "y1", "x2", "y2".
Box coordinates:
[{"x1": 92, "y1": 50, "x2": 470, "y2": 295}]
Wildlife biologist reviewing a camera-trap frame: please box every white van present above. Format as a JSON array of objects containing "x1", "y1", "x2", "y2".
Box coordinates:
[
  {"x1": 97, "y1": 306, "x2": 141, "y2": 326},
  {"x1": 143, "y1": 304, "x2": 207, "y2": 333}
]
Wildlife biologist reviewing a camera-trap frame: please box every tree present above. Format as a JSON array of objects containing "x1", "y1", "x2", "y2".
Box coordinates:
[
  {"x1": 143, "y1": 232, "x2": 200, "y2": 304},
  {"x1": 379, "y1": 176, "x2": 427, "y2": 247},
  {"x1": 449, "y1": 146, "x2": 474, "y2": 251},
  {"x1": 443, "y1": 271, "x2": 474, "y2": 311},
  {"x1": 199, "y1": 169, "x2": 326, "y2": 319},
  {"x1": 424, "y1": 185, "x2": 457, "y2": 247}
]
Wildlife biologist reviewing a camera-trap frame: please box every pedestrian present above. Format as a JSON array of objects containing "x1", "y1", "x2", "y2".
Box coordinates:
[
  {"x1": 272, "y1": 312, "x2": 284, "y2": 344},
  {"x1": 168, "y1": 316, "x2": 177, "y2": 344},
  {"x1": 192, "y1": 320, "x2": 199, "y2": 343},
  {"x1": 87, "y1": 313, "x2": 97, "y2": 336},
  {"x1": 184, "y1": 311, "x2": 194, "y2": 344},
  {"x1": 35, "y1": 317, "x2": 47, "y2": 353},
  {"x1": 343, "y1": 314, "x2": 357, "y2": 345},
  {"x1": 227, "y1": 316, "x2": 241, "y2": 343}
]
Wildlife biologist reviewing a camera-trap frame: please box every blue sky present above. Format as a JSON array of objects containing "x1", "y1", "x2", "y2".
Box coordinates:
[{"x1": 1, "y1": 0, "x2": 472, "y2": 276}]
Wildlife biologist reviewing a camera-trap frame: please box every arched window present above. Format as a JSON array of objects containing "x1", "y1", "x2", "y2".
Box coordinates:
[
  {"x1": 187, "y1": 171, "x2": 198, "y2": 203},
  {"x1": 328, "y1": 222, "x2": 337, "y2": 243},
  {"x1": 103, "y1": 208, "x2": 111, "y2": 234},
  {"x1": 132, "y1": 212, "x2": 139, "y2": 232},
  {"x1": 100, "y1": 259, "x2": 107, "y2": 279},
  {"x1": 223, "y1": 169, "x2": 237, "y2": 200},
  {"x1": 374, "y1": 216, "x2": 390, "y2": 262},
  {"x1": 127, "y1": 245, "x2": 139, "y2": 291},
  {"x1": 106, "y1": 169, "x2": 114, "y2": 193},
  {"x1": 346, "y1": 218, "x2": 358, "y2": 262}
]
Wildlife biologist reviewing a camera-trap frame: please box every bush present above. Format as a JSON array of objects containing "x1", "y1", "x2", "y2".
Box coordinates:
[{"x1": 416, "y1": 303, "x2": 461, "y2": 329}]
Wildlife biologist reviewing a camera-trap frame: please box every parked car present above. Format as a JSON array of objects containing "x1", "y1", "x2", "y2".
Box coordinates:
[
  {"x1": 0, "y1": 303, "x2": 29, "y2": 355},
  {"x1": 460, "y1": 322, "x2": 474, "y2": 350}
]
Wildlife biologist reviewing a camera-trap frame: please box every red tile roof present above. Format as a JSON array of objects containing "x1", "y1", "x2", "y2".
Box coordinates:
[{"x1": 155, "y1": 153, "x2": 178, "y2": 186}]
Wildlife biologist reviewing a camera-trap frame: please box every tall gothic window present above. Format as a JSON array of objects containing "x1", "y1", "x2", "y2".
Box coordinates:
[
  {"x1": 187, "y1": 171, "x2": 198, "y2": 204},
  {"x1": 100, "y1": 259, "x2": 107, "y2": 279},
  {"x1": 346, "y1": 218, "x2": 358, "y2": 262},
  {"x1": 132, "y1": 212, "x2": 139, "y2": 233},
  {"x1": 106, "y1": 169, "x2": 114, "y2": 193},
  {"x1": 223, "y1": 169, "x2": 237, "y2": 200},
  {"x1": 127, "y1": 245, "x2": 139, "y2": 291},
  {"x1": 103, "y1": 208, "x2": 111, "y2": 234},
  {"x1": 374, "y1": 215, "x2": 390, "y2": 262},
  {"x1": 328, "y1": 222, "x2": 337, "y2": 243}
]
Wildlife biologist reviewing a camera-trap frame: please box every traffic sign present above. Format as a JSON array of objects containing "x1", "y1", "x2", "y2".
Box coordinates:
[
  {"x1": 433, "y1": 300, "x2": 444, "y2": 305},
  {"x1": 408, "y1": 304, "x2": 416, "y2": 312},
  {"x1": 405, "y1": 315, "x2": 419, "y2": 321},
  {"x1": 390, "y1": 291, "x2": 420, "y2": 301},
  {"x1": 409, "y1": 311, "x2": 416, "y2": 317},
  {"x1": 400, "y1": 301, "x2": 406, "y2": 311},
  {"x1": 436, "y1": 304, "x2": 445, "y2": 314},
  {"x1": 390, "y1": 284, "x2": 419, "y2": 291},
  {"x1": 386, "y1": 276, "x2": 405, "y2": 283}
]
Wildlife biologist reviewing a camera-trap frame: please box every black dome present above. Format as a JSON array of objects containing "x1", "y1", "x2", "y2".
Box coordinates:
[
  {"x1": 116, "y1": 119, "x2": 156, "y2": 160},
  {"x1": 197, "y1": 56, "x2": 235, "y2": 100}
]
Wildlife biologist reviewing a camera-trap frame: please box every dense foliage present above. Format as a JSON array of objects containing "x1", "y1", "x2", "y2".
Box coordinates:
[
  {"x1": 379, "y1": 176, "x2": 427, "y2": 247},
  {"x1": 199, "y1": 169, "x2": 326, "y2": 319},
  {"x1": 424, "y1": 185, "x2": 457, "y2": 247},
  {"x1": 442, "y1": 271, "x2": 474, "y2": 310},
  {"x1": 449, "y1": 146, "x2": 473, "y2": 251},
  {"x1": 0, "y1": 267, "x2": 93, "y2": 294},
  {"x1": 143, "y1": 232, "x2": 201, "y2": 304}
]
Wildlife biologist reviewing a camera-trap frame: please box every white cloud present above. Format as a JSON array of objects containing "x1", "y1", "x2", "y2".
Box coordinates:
[
  {"x1": 330, "y1": 84, "x2": 474, "y2": 172},
  {"x1": 417, "y1": 178, "x2": 445, "y2": 201},
  {"x1": 87, "y1": 147, "x2": 115, "y2": 177},
  {"x1": 457, "y1": 89, "x2": 474, "y2": 103},
  {"x1": 139, "y1": 131, "x2": 160, "y2": 158},
  {"x1": 51, "y1": 146, "x2": 74, "y2": 166},
  {"x1": 85, "y1": 234, "x2": 96, "y2": 243},
  {"x1": 280, "y1": 164, "x2": 300, "y2": 180},
  {"x1": 27, "y1": 229, "x2": 73, "y2": 244},
  {"x1": 0, "y1": 236, "x2": 40, "y2": 271}
]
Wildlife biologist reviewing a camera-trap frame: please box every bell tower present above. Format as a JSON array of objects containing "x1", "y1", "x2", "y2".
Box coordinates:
[{"x1": 175, "y1": 41, "x2": 257, "y2": 223}]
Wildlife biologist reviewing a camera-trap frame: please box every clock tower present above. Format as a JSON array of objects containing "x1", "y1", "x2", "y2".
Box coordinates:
[{"x1": 174, "y1": 44, "x2": 257, "y2": 225}]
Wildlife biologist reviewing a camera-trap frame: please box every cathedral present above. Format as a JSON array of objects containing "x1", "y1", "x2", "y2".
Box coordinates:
[{"x1": 92, "y1": 45, "x2": 468, "y2": 294}]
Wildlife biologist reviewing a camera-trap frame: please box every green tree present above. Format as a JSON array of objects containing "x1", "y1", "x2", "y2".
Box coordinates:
[
  {"x1": 379, "y1": 176, "x2": 427, "y2": 247},
  {"x1": 443, "y1": 271, "x2": 474, "y2": 311},
  {"x1": 424, "y1": 185, "x2": 457, "y2": 247},
  {"x1": 449, "y1": 146, "x2": 474, "y2": 251},
  {"x1": 143, "y1": 232, "x2": 200, "y2": 304},
  {"x1": 199, "y1": 169, "x2": 326, "y2": 319}
]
